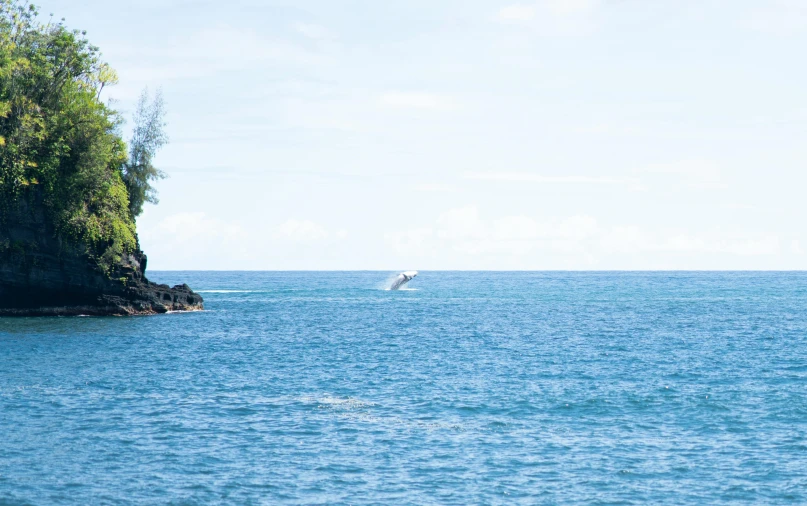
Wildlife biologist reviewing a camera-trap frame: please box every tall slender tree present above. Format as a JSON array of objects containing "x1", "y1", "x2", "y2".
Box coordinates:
[{"x1": 122, "y1": 89, "x2": 167, "y2": 218}]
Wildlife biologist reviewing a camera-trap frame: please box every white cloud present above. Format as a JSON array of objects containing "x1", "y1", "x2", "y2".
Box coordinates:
[
  {"x1": 495, "y1": 0, "x2": 601, "y2": 35},
  {"x1": 415, "y1": 183, "x2": 459, "y2": 193},
  {"x1": 600, "y1": 229, "x2": 780, "y2": 256},
  {"x1": 402, "y1": 205, "x2": 600, "y2": 256},
  {"x1": 294, "y1": 22, "x2": 329, "y2": 39},
  {"x1": 436, "y1": 206, "x2": 485, "y2": 240},
  {"x1": 137, "y1": 212, "x2": 251, "y2": 268},
  {"x1": 138, "y1": 214, "x2": 349, "y2": 269},
  {"x1": 384, "y1": 228, "x2": 434, "y2": 255},
  {"x1": 379, "y1": 92, "x2": 458, "y2": 111},
  {"x1": 543, "y1": 0, "x2": 600, "y2": 16},
  {"x1": 497, "y1": 4, "x2": 536, "y2": 22},
  {"x1": 599, "y1": 225, "x2": 647, "y2": 254},
  {"x1": 386, "y1": 206, "x2": 781, "y2": 261},
  {"x1": 745, "y1": 0, "x2": 807, "y2": 36},
  {"x1": 106, "y1": 25, "x2": 327, "y2": 100},
  {"x1": 465, "y1": 172, "x2": 636, "y2": 185},
  {"x1": 642, "y1": 159, "x2": 724, "y2": 190},
  {"x1": 145, "y1": 212, "x2": 247, "y2": 244},
  {"x1": 273, "y1": 219, "x2": 348, "y2": 242},
  {"x1": 662, "y1": 235, "x2": 780, "y2": 256},
  {"x1": 575, "y1": 123, "x2": 645, "y2": 136}
]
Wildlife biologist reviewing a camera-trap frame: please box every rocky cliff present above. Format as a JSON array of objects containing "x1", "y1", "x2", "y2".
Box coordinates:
[{"x1": 0, "y1": 190, "x2": 203, "y2": 316}]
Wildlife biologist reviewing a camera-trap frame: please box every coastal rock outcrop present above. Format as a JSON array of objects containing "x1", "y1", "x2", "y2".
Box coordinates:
[{"x1": 0, "y1": 191, "x2": 203, "y2": 316}]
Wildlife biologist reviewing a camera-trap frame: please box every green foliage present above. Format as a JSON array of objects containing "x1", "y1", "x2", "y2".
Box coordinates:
[
  {"x1": 123, "y1": 89, "x2": 167, "y2": 218},
  {"x1": 0, "y1": 1, "x2": 164, "y2": 273}
]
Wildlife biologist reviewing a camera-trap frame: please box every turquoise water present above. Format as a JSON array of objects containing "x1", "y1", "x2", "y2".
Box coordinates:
[{"x1": 1, "y1": 271, "x2": 806, "y2": 504}]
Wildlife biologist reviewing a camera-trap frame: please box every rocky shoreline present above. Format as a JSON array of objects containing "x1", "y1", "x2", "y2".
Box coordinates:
[
  {"x1": 0, "y1": 248, "x2": 204, "y2": 317},
  {"x1": 0, "y1": 284, "x2": 204, "y2": 317},
  {"x1": 0, "y1": 192, "x2": 203, "y2": 317}
]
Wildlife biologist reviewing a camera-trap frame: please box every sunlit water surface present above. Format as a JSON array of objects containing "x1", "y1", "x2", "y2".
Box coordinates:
[{"x1": 1, "y1": 272, "x2": 806, "y2": 504}]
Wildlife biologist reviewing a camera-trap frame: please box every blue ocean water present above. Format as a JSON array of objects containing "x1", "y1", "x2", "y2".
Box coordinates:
[{"x1": 1, "y1": 271, "x2": 806, "y2": 504}]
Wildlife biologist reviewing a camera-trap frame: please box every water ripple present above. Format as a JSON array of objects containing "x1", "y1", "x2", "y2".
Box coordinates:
[{"x1": 1, "y1": 271, "x2": 806, "y2": 503}]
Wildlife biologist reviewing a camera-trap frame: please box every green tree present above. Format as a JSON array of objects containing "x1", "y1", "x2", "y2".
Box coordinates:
[
  {"x1": 122, "y1": 89, "x2": 167, "y2": 218},
  {"x1": 0, "y1": 1, "x2": 167, "y2": 272}
]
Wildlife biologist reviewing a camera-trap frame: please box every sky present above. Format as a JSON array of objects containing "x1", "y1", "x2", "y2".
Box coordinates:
[{"x1": 36, "y1": 0, "x2": 807, "y2": 270}]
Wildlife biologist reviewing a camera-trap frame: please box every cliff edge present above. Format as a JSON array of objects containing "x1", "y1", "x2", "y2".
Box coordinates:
[
  {"x1": 0, "y1": 191, "x2": 203, "y2": 316},
  {"x1": 1, "y1": 4, "x2": 203, "y2": 315}
]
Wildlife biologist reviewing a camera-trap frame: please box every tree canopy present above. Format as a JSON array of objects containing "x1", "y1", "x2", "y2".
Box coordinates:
[
  {"x1": 0, "y1": 1, "x2": 167, "y2": 270},
  {"x1": 124, "y1": 89, "x2": 167, "y2": 218}
]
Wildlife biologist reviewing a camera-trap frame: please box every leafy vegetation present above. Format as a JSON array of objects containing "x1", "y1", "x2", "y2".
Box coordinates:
[
  {"x1": 0, "y1": 1, "x2": 167, "y2": 272},
  {"x1": 123, "y1": 89, "x2": 167, "y2": 218}
]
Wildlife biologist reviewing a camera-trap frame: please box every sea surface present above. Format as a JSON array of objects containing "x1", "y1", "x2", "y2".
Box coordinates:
[{"x1": 1, "y1": 271, "x2": 806, "y2": 504}]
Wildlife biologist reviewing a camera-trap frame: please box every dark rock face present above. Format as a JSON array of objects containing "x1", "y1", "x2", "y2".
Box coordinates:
[{"x1": 0, "y1": 191, "x2": 203, "y2": 316}]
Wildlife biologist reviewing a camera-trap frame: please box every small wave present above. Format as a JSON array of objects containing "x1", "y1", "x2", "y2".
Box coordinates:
[
  {"x1": 299, "y1": 395, "x2": 375, "y2": 410},
  {"x1": 297, "y1": 396, "x2": 463, "y2": 431},
  {"x1": 196, "y1": 290, "x2": 256, "y2": 293}
]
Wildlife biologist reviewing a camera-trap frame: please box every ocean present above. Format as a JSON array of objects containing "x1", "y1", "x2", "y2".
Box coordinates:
[{"x1": 1, "y1": 271, "x2": 805, "y2": 504}]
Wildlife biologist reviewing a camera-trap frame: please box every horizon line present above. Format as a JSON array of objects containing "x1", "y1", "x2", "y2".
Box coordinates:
[{"x1": 147, "y1": 269, "x2": 807, "y2": 273}]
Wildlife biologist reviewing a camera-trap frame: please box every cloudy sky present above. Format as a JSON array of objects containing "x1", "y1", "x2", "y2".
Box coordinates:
[{"x1": 38, "y1": 0, "x2": 807, "y2": 269}]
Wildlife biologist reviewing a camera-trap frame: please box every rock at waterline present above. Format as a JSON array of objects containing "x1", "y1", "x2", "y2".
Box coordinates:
[{"x1": 0, "y1": 192, "x2": 203, "y2": 316}]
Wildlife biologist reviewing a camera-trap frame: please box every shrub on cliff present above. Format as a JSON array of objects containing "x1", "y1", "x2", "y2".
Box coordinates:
[{"x1": 0, "y1": 1, "x2": 166, "y2": 272}]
